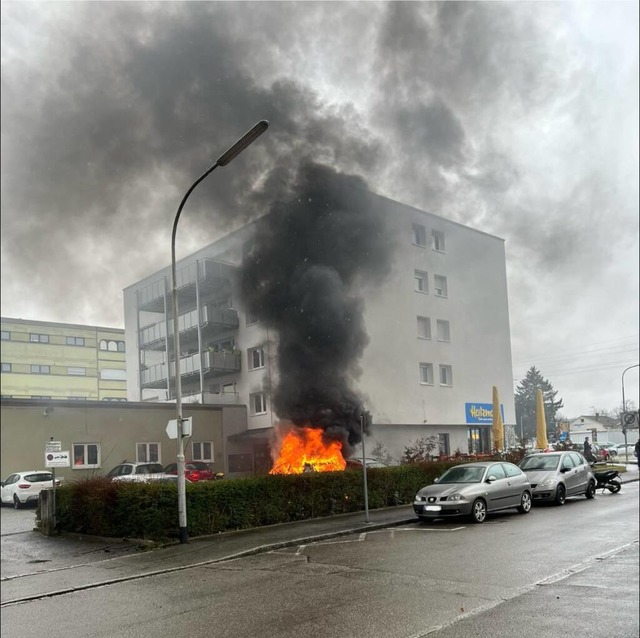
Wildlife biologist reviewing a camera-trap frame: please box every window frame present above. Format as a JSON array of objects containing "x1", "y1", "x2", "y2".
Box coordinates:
[
  {"x1": 136, "y1": 442, "x2": 160, "y2": 463},
  {"x1": 419, "y1": 362, "x2": 434, "y2": 385},
  {"x1": 66, "y1": 336, "x2": 85, "y2": 346},
  {"x1": 417, "y1": 316, "x2": 431, "y2": 340},
  {"x1": 192, "y1": 441, "x2": 213, "y2": 462},
  {"x1": 432, "y1": 230, "x2": 445, "y2": 252},
  {"x1": 1, "y1": 331, "x2": 10, "y2": 341},
  {"x1": 434, "y1": 274, "x2": 448, "y2": 298},
  {"x1": 412, "y1": 223, "x2": 427, "y2": 247},
  {"x1": 250, "y1": 392, "x2": 267, "y2": 415},
  {"x1": 439, "y1": 364, "x2": 453, "y2": 387},
  {"x1": 30, "y1": 364, "x2": 50, "y2": 374},
  {"x1": 414, "y1": 269, "x2": 428, "y2": 293},
  {"x1": 436, "y1": 319, "x2": 451, "y2": 342},
  {"x1": 72, "y1": 442, "x2": 101, "y2": 469},
  {"x1": 248, "y1": 346, "x2": 265, "y2": 370},
  {"x1": 1, "y1": 362, "x2": 11, "y2": 373},
  {"x1": 29, "y1": 333, "x2": 49, "y2": 343},
  {"x1": 67, "y1": 366, "x2": 87, "y2": 376}
]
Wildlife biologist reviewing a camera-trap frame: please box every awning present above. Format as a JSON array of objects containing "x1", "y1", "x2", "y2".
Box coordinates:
[{"x1": 227, "y1": 427, "x2": 273, "y2": 443}]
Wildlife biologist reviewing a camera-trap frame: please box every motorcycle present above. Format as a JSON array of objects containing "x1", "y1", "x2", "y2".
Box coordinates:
[{"x1": 591, "y1": 465, "x2": 622, "y2": 493}]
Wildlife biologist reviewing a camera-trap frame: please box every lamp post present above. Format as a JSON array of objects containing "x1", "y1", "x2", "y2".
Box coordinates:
[
  {"x1": 621, "y1": 363, "x2": 639, "y2": 457},
  {"x1": 171, "y1": 120, "x2": 269, "y2": 544}
]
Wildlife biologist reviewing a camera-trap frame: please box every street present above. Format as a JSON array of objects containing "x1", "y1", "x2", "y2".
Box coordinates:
[{"x1": 1, "y1": 481, "x2": 638, "y2": 638}]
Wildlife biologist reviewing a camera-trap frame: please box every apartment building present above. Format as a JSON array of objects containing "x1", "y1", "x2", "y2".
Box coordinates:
[
  {"x1": 0, "y1": 317, "x2": 127, "y2": 401},
  {"x1": 123, "y1": 193, "x2": 515, "y2": 459}
]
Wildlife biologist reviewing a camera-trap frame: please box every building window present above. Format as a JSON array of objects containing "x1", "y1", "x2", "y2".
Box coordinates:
[
  {"x1": 250, "y1": 392, "x2": 267, "y2": 415},
  {"x1": 417, "y1": 316, "x2": 431, "y2": 340},
  {"x1": 438, "y1": 433, "x2": 451, "y2": 456},
  {"x1": 31, "y1": 395, "x2": 51, "y2": 399},
  {"x1": 439, "y1": 364, "x2": 453, "y2": 386},
  {"x1": 434, "y1": 275, "x2": 448, "y2": 298},
  {"x1": 432, "y1": 230, "x2": 445, "y2": 252},
  {"x1": 73, "y1": 443, "x2": 100, "y2": 468},
  {"x1": 101, "y1": 397, "x2": 127, "y2": 402},
  {"x1": 412, "y1": 223, "x2": 427, "y2": 247},
  {"x1": 246, "y1": 312, "x2": 260, "y2": 326},
  {"x1": 193, "y1": 441, "x2": 213, "y2": 462},
  {"x1": 248, "y1": 347, "x2": 265, "y2": 370},
  {"x1": 99, "y1": 340, "x2": 125, "y2": 352},
  {"x1": 419, "y1": 363, "x2": 434, "y2": 385},
  {"x1": 66, "y1": 336, "x2": 85, "y2": 346},
  {"x1": 1, "y1": 331, "x2": 10, "y2": 340},
  {"x1": 67, "y1": 367, "x2": 86, "y2": 376},
  {"x1": 436, "y1": 320, "x2": 450, "y2": 342},
  {"x1": 31, "y1": 364, "x2": 50, "y2": 374},
  {"x1": 137, "y1": 442, "x2": 160, "y2": 463},
  {"x1": 68, "y1": 396, "x2": 87, "y2": 400},
  {"x1": 1, "y1": 363, "x2": 11, "y2": 373},
  {"x1": 414, "y1": 270, "x2": 428, "y2": 293},
  {"x1": 100, "y1": 368, "x2": 126, "y2": 380},
  {"x1": 30, "y1": 333, "x2": 49, "y2": 343}
]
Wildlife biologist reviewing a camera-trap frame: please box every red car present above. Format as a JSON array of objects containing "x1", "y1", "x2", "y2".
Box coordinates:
[{"x1": 163, "y1": 462, "x2": 222, "y2": 482}]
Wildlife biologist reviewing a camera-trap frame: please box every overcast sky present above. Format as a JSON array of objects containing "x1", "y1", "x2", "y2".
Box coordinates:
[{"x1": 1, "y1": 1, "x2": 638, "y2": 419}]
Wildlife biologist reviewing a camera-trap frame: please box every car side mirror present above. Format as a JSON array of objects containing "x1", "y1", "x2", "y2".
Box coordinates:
[
  {"x1": 486, "y1": 476, "x2": 496, "y2": 482},
  {"x1": 433, "y1": 477, "x2": 439, "y2": 483},
  {"x1": 560, "y1": 467, "x2": 569, "y2": 473}
]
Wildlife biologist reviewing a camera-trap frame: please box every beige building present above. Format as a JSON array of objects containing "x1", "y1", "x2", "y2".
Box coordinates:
[
  {"x1": 0, "y1": 399, "x2": 259, "y2": 481},
  {"x1": 1, "y1": 317, "x2": 127, "y2": 402}
]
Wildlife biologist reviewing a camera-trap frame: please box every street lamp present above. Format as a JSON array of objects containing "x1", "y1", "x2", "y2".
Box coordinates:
[
  {"x1": 171, "y1": 120, "x2": 269, "y2": 544},
  {"x1": 621, "y1": 363, "x2": 639, "y2": 455}
]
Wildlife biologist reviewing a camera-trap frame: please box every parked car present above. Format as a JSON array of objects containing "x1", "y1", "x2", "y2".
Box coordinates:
[
  {"x1": 163, "y1": 461, "x2": 222, "y2": 482},
  {"x1": 518, "y1": 452, "x2": 596, "y2": 505},
  {"x1": 598, "y1": 443, "x2": 618, "y2": 458},
  {"x1": 345, "y1": 458, "x2": 390, "y2": 469},
  {"x1": 614, "y1": 443, "x2": 636, "y2": 458},
  {"x1": 106, "y1": 462, "x2": 174, "y2": 482},
  {"x1": 413, "y1": 462, "x2": 532, "y2": 524},
  {"x1": 0, "y1": 471, "x2": 61, "y2": 508}
]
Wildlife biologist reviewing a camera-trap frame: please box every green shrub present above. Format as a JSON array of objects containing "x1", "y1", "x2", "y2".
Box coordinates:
[{"x1": 46, "y1": 461, "x2": 460, "y2": 541}]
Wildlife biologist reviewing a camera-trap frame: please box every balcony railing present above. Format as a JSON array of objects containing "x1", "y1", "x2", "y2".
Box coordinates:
[
  {"x1": 140, "y1": 350, "x2": 241, "y2": 389},
  {"x1": 139, "y1": 306, "x2": 239, "y2": 350},
  {"x1": 137, "y1": 259, "x2": 235, "y2": 314}
]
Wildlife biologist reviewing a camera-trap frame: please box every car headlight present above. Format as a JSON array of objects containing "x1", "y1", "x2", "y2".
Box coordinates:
[
  {"x1": 537, "y1": 478, "x2": 558, "y2": 489},
  {"x1": 447, "y1": 494, "x2": 464, "y2": 501}
]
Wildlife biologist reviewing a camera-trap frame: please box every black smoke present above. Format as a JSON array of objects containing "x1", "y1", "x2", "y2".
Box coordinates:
[{"x1": 240, "y1": 163, "x2": 393, "y2": 451}]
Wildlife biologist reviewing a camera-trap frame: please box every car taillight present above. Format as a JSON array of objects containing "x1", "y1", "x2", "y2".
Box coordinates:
[{"x1": 18, "y1": 483, "x2": 31, "y2": 489}]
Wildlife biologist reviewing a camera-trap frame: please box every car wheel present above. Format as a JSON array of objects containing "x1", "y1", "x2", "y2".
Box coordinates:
[
  {"x1": 13, "y1": 495, "x2": 22, "y2": 510},
  {"x1": 585, "y1": 480, "x2": 596, "y2": 499},
  {"x1": 554, "y1": 484, "x2": 566, "y2": 506},
  {"x1": 470, "y1": 499, "x2": 487, "y2": 524},
  {"x1": 517, "y1": 491, "x2": 532, "y2": 514}
]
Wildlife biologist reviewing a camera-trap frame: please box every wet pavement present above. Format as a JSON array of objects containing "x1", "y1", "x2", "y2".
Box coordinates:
[{"x1": 2, "y1": 462, "x2": 638, "y2": 608}]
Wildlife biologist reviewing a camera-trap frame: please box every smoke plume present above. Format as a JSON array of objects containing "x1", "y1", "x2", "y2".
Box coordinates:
[{"x1": 240, "y1": 163, "x2": 393, "y2": 450}]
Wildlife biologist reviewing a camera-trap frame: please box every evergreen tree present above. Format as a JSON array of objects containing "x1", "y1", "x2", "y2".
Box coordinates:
[{"x1": 514, "y1": 366, "x2": 564, "y2": 441}]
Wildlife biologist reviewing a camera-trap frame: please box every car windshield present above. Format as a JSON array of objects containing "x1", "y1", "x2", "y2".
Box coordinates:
[
  {"x1": 136, "y1": 464, "x2": 164, "y2": 474},
  {"x1": 520, "y1": 455, "x2": 561, "y2": 471},
  {"x1": 438, "y1": 466, "x2": 485, "y2": 484},
  {"x1": 189, "y1": 462, "x2": 210, "y2": 470}
]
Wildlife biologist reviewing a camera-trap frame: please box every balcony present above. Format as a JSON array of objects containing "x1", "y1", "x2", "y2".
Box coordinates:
[
  {"x1": 140, "y1": 350, "x2": 241, "y2": 389},
  {"x1": 137, "y1": 259, "x2": 235, "y2": 314},
  {"x1": 139, "y1": 306, "x2": 239, "y2": 351}
]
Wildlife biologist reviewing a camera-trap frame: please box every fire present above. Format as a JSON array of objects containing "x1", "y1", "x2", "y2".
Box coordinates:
[{"x1": 269, "y1": 426, "x2": 347, "y2": 474}]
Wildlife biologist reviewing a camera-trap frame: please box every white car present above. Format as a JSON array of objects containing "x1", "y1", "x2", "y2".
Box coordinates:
[
  {"x1": 106, "y1": 462, "x2": 175, "y2": 482},
  {"x1": 614, "y1": 443, "x2": 636, "y2": 459},
  {"x1": 1, "y1": 471, "x2": 61, "y2": 508}
]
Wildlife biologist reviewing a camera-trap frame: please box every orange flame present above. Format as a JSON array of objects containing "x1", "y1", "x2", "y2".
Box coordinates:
[{"x1": 269, "y1": 426, "x2": 347, "y2": 474}]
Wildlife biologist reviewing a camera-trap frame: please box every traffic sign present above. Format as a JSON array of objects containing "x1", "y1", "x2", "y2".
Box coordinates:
[
  {"x1": 45, "y1": 441, "x2": 62, "y2": 453},
  {"x1": 166, "y1": 417, "x2": 192, "y2": 439},
  {"x1": 45, "y1": 451, "x2": 70, "y2": 468}
]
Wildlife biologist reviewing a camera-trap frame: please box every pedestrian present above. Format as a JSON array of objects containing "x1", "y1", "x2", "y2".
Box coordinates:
[
  {"x1": 634, "y1": 439, "x2": 640, "y2": 469},
  {"x1": 583, "y1": 437, "x2": 594, "y2": 463}
]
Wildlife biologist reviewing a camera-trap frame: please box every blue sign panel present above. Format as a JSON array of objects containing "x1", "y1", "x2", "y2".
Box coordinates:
[{"x1": 465, "y1": 402, "x2": 505, "y2": 424}]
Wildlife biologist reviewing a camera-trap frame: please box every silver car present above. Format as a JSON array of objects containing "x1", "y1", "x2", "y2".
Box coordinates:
[
  {"x1": 518, "y1": 452, "x2": 596, "y2": 505},
  {"x1": 413, "y1": 462, "x2": 532, "y2": 524}
]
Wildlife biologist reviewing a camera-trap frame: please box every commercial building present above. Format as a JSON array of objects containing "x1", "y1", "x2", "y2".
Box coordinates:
[
  {"x1": 1, "y1": 317, "x2": 127, "y2": 402},
  {"x1": 123, "y1": 193, "x2": 515, "y2": 464}
]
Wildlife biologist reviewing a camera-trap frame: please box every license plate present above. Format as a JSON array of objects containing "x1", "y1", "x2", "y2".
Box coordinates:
[{"x1": 424, "y1": 505, "x2": 441, "y2": 512}]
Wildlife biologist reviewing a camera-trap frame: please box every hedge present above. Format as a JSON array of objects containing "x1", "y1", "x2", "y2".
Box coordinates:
[{"x1": 40, "y1": 462, "x2": 459, "y2": 541}]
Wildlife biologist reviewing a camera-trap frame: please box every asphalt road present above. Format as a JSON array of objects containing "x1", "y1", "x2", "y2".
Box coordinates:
[{"x1": 1, "y1": 482, "x2": 638, "y2": 638}]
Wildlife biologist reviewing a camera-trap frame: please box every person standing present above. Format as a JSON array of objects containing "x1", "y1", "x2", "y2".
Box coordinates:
[
  {"x1": 634, "y1": 439, "x2": 640, "y2": 469},
  {"x1": 584, "y1": 437, "x2": 594, "y2": 462}
]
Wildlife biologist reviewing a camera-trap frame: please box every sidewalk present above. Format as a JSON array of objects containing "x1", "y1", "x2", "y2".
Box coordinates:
[{"x1": 2, "y1": 463, "x2": 638, "y2": 607}]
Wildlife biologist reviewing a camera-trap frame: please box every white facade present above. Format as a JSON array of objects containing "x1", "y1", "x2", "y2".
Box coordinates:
[{"x1": 123, "y1": 194, "x2": 514, "y2": 454}]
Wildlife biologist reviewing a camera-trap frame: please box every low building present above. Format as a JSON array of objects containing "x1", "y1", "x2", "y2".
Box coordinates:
[
  {"x1": 0, "y1": 398, "x2": 259, "y2": 481},
  {"x1": 1, "y1": 317, "x2": 127, "y2": 402},
  {"x1": 568, "y1": 414, "x2": 626, "y2": 445}
]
